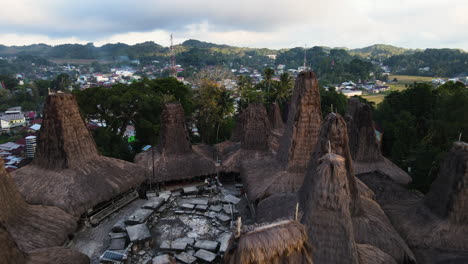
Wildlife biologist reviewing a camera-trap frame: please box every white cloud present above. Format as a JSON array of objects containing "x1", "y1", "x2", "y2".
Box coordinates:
[{"x1": 0, "y1": 0, "x2": 467, "y2": 49}]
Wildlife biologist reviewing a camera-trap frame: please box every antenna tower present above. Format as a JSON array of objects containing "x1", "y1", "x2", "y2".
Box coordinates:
[
  {"x1": 303, "y1": 44, "x2": 307, "y2": 68},
  {"x1": 170, "y1": 34, "x2": 177, "y2": 77}
]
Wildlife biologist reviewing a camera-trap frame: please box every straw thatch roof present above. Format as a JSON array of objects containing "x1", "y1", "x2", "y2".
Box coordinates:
[
  {"x1": 425, "y1": 141, "x2": 468, "y2": 225},
  {"x1": 269, "y1": 102, "x2": 285, "y2": 132},
  {"x1": 345, "y1": 98, "x2": 411, "y2": 185},
  {"x1": 277, "y1": 71, "x2": 322, "y2": 173},
  {"x1": 224, "y1": 220, "x2": 313, "y2": 264},
  {"x1": 0, "y1": 222, "x2": 27, "y2": 263},
  {"x1": 0, "y1": 223, "x2": 89, "y2": 264},
  {"x1": 12, "y1": 93, "x2": 146, "y2": 217},
  {"x1": 0, "y1": 158, "x2": 77, "y2": 252},
  {"x1": 412, "y1": 248, "x2": 468, "y2": 264},
  {"x1": 256, "y1": 193, "x2": 298, "y2": 223},
  {"x1": 134, "y1": 103, "x2": 216, "y2": 182},
  {"x1": 357, "y1": 244, "x2": 398, "y2": 264},
  {"x1": 299, "y1": 113, "x2": 362, "y2": 215},
  {"x1": 240, "y1": 71, "x2": 322, "y2": 202},
  {"x1": 300, "y1": 153, "x2": 359, "y2": 264},
  {"x1": 352, "y1": 197, "x2": 416, "y2": 263},
  {"x1": 382, "y1": 142, "x2": 468, "y2": 253},
  {"x1": 216, "y1": 104, "x2": 274, "y2": 174}
]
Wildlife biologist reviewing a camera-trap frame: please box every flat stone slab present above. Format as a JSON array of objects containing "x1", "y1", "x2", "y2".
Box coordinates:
[
  {"x1": 159, "y1": 240, "x2": 171, "y2": 250},
  {"x1": 222, "y1": 204, "x2": 238, "y2": 215},
  {"x1": 159, "y1": 192, "x2": 172, "y2": 201},
  {"x1": 142, "y1": 197, "x2": 165, "y2": 210},
  {"x1": 180, "y1": 203, "x2": 195, "y2": 210},
  {"x1": 109, "y1": 237, "x2": 126, "y2": 250},
  {"x1": 111, "y1": 218, "x2": 126, "y2": 233},
  {"x1": 195, "y1": 204, "x2": 209, "y2": 211},
  {"x1": 152, "y1": 254, "x2": 176, "y2": 264},
  {"x1": 217, "y1": 232, "x2": 233, "y2": 253},
  {"x1": 187, "y1": 198, "x2": 209, "y2": 205},
  {"x1": 171, "y1": 240, "x2": 188, "y2": 251},
  {"x1": 175, "y1": 252, "x2": 197, "y2": 264},
  {"x1": 194, "y1": 249, "x2": 217, "y2": 262},
  {"x1": 157, "y1": 205, "x2": 168, "y2": 213},
  {"x1": 125, "y1": 209, "x2": 153, "y2": 225},
  {"x1": 109, "y1": 232, "x2": 127, "y2": 239},
  {"x1": 224, "y1": 194, "x2": 241, "y2": 204},
  {"x1": 126, "y1": 224, "x2": 151, "y2": 243},
  {"x1": 216, "y1": 213, "x2": 231, "y2": 224},
  {"x1": 194, "y1": 240, "x2": 219, "y2": 251},
  {"x1": 183, "y1": 186, "x2": 198, "y2": 195},
  {"x1": 174, "y1": 237, "x2": 195, "y2": 246},
  {"x1": 208, "y1": 205, "x2": 222, "y2": 212}
]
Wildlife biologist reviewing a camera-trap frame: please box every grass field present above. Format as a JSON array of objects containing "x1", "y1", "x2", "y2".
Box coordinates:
[{"x1": 363, "y1": 75, "x2": 435, "y2": 105}]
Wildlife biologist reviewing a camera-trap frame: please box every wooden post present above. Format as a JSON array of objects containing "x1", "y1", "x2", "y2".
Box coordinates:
[
  {"x1": 295, "y1": 202, "x2": 299, "y2": 221},
  {"x1": 236, "y1": 217, "x2": 242, "y2": 238},
  {"x1": 459, "y1": 132, "x2": 462, "y2": 141},
  {"x1": 331, "y1": 104, "x2": 334, "y2": 113},
  {"x1": 328, "y1": 140, "x2": 331, "y2": 154}
]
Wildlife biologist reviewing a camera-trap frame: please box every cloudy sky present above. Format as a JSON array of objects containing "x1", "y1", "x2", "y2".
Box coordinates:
[{"x1": 0, "y1": 0, "x2": 467, "y2": 50}]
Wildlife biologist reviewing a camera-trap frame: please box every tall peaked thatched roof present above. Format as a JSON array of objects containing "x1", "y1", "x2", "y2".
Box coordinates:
[
  {"x1": 300, "y1": 153, "x2": 359, "y2": 264},
  {"x1": 277, "y1": 71, "x2": 322, "y2": 173},
  {"x1": 240, "y1": 71, "x2": 322, "y2": 202},
  {"x1": 13, "y1": 93, "x2": 146, "y2": 216},
  {"x1": 217, "y1": 104, "x2": 274, "y2": 173},
  {"x1": 345, "y1": 98, "x2": 412, "y2": 185},
  {"x1": 425, "y1": 141, "x2": 468, "y2": 225},
  {"x1": 224, "y1": 220, "x2": 312, "y2": 264},
  {"x1": 32, "y1": 93, "x2": 99, "y2": 170},
  {"x1": 269, "y1": 102, "x2": 285, "y2": 131},
  {"x1": 299, "y1": 113, "x2": 362, "y2": 215},
  {"x1": 134, "y1": 103, "x2": 216, "y2": 181},
  {"x1": 241, "y1": 103, "x2": 271, "y2": 151},
  {"x1": 0, "y1": 158, "x2": 77, "y2": 252}
]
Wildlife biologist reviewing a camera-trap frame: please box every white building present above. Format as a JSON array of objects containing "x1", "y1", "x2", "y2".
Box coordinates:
[{"x1": 25, "y1": 136, "x2": 37, "y2": 158}]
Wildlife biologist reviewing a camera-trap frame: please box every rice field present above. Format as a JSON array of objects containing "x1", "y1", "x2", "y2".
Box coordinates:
[{"x1": 363, "y1": 75, "x2": 434, "y2": 105}]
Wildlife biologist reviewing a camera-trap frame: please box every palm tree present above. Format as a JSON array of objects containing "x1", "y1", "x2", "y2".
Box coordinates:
[
  {"x1": 263, "y1": 68, "x2": 275, "y2": 103},
  {"x1": 215, "y1": 88, "x2": 235, "y2": 143},
  {"x1": 275, "y1": 72, "x2": 294, "y2": 104}
]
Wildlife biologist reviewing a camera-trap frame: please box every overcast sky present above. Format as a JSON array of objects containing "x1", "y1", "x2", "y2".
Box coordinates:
[{"x1": 0, "y1": 0, "x2": 467, "y2": 50}]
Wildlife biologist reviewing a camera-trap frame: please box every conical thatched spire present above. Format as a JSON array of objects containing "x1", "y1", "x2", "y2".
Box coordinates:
[
  {"x1": 241, "y1": 103, "x2": 271, "y2": 151},
  {"x1": 269, "y1": 102, "x2": 285, "y2": 131},
  {"x1": 301, "y1": 153, "x2": 359, "y2": 264},
  {"x1": 425, "y1": 141, "x2": 468, "y2": 225},
  {"x1": 135, "y1": 103, "x2": 216, "y2": 181},
  {"x1": 157, "y1": 103, "x2": 192, "y2": 154},
  {"x1": 300, "y1": 113, "x2": 361, "y2": 215},
  {"x1": 33, "y1": 93, "x2": 99, "y2": 170},
  {"x1": 345, "y1": 98, "x2": 411, "y2": 184},
  {"x1": 345, "y1": 98, "x2": 381, "y2": 162},
  {"x1": 13, "y1": 93, "x2": 146, "y2": 216},
  {"x1": 1, "y1": 158, "x2": 76, "y2": 251},
  {"x1": 277, "y1": 71, "x2": 322, "y2": 173}
]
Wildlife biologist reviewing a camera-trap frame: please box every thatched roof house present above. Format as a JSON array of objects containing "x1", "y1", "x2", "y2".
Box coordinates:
[
  {"x1": 0, "y1": 223, "x2": 89, "y2": 264},
  {"x1": 217, "y1": 103, "x2": 275, "y2": 174},
  {"x1": 269, "y1": 102, "x2": 285, "y2": 132},
  {"x1": 0, "y1": 158, "x2": 76, "y2": 252},
  {"x1": 345, "y1": 98, "x2": 412, "y2": 185},
  {"x1": 382, "y1": 142, "x2": 468, "y2": 256},
  {"x1": 258, "y1": 113, "x2": 415, "y2": 263},
  {"x1": 241, "y1": 71, "x2": 322, "y2": 202},
  {"x1": 12, "y1": 93, "x2": 146, "y2": 216},
  {"x1": 305, "y1": 113, "x2": 414, "y2": 263},
  {"x1": 134, "y1": 103, "x2": 216, "y2": 182},
  {"x1": 224, "y1": 220, "x2": 313, "y2": 264},
  {"x1": 300, "y1": 153, "x2": 359, "y2": 264}
]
